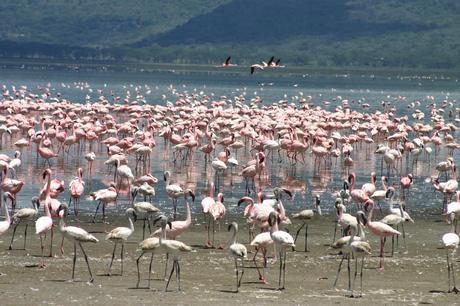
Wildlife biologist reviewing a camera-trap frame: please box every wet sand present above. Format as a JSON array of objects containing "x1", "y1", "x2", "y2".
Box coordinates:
[{"x1": 0, "y1": 213, "x2": 458, "y2": 306}]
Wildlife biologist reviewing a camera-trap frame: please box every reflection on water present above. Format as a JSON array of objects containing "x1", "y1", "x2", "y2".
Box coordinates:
[{"x1": 0, "y1": 68, "x2": 458, "y2": 220}]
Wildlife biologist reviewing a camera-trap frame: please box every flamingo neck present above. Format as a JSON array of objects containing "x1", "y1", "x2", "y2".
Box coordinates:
[
  {"x1": 2, "y1": 194, "x2": 10, "y2": 223},
  {"x1": 128, "y1": 214, "x2": 135, "y2": 232},
  {"x1": 229, "y1": 227, "x2": 237, "y2": 246},
  {"x1": 184, "y1": 201, "x2": 191, "y2": 226}
]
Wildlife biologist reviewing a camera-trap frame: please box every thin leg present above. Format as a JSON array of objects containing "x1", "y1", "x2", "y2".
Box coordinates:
[
  {"x1": 234, "y1": 258, "x2": 239, "y2": 292},
  {"x1": 39, "y1": 235, "x2": 46, "y2": 268},
  {"x1": 447, "y1": 252, "x2": 452, "y2": 292},
  {"x1": 278, "y1": 251, "x2": 282, "y2": 289},
  {"x1": 93, "y1": 201, "x2": 101, "y2": 222},
  {"x1": 165, "y1": 258, "x2": 176, "y2": 291},
  {"x1": 352, "y1": 258, "x2": 358, "y2": 297},
  {"x1": 452, "y1": 259, "x2": 459, "y2": 293},
  {"x1": 360, "y1": 257, "x2": 364, "y2": 297},
  {"x1": 9, "y1": 223, "x2": 19, "y2": 250},
  {"x1": 23, "y1": 223, "x2": 28, "y2": 250},
  {"x1": 108, "y1": 243, "x2": 117, "y2": 275},
  {"x1": 136, "y1": 252, "x2": 144, "y2": 288},
  {"x1": 72, "y1": 242, "x2": 77, "y2": 280},
  {"x1": 164, "y1": 253, "x2": 169, "y2": 279},
  {"x1": 333, "y1": 256, "x2": 345, "y2": 288},
  {"x1": 347, "y1": 256, "x2": 351, "y2": 294},
  {"x1": 304, "y1": 224, "x2": 309, "y2": 252},
  {"x1": 148, "y1": 253, "x2": 154, "y2": 289},
  {"x1": 293, "y1": 223, "x2": 305, "y2": 245},
  {"x1": 238, "y1": 259, "x2": 245, "y2": 288},
  {"x1": 79, "y1": 242, "x2": 94, "y2": 283},
  {"x1": 49, "y1": 227, "x2": 54, "y2": 257},
  {"x1": 120, "y1": 242, "x2": 124, "y2": 275},
  {"x1": 282, "y1": 250, "x2": 287, "y2": 289}
]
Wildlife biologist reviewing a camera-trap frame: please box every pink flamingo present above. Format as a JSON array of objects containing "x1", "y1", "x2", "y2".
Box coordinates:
[
  {"x1": 69, "y1": 167, "x2": 85, "y2": 216},
  {"x1": 201, "y1": 184, "x2": 215, "y2": 247},
  {"x1": 38, "y1": 135, "x2": 58, "y2": 165},
  {"x1": 35, "y1": 170, "x2": 55, "y2": 268},
  {"x1": 208, "y1": 192, "x2": 226, "y2": 248},
  {"x1": 1, "y1": 167, "x2": 24, "y2": 212},
  {"x1": 348, "y1": 173, "x2": 369, "y2": 209},
  {"x1": 364, "y1": 199, "x2": 400, "y2": 270},
  {"x1": 400, "y1": 174, "x2": 413, "y2": 200}
]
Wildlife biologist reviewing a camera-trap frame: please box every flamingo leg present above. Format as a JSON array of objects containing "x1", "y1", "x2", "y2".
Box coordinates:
[
  {"x1": 49, "y1": 226, "x2": 54, "y2": 257},
  {"x1": 120, "y1": 242, "x2": 124, "y2": 275},
  {"x1": 165, "y1": 258, "x2": 176, "y2": 292},
  {"x1": 304, "y1": 224, "x2": 309, "y2": 252},
  {"x1": 136, "y1": 252, "x2": 144, "y2": 288},
  {"x1": 39, "y1": 234, "x2": 46, "y2": 268},
  {"x1": 238, "y1": 259, "x2": 245, "y2": 289},
  {"x1": 234, "y1": 258, "x2": 239, "y2": 292},
  {"x1": 9, "y1": 222, "x2": 19, "y2": 250},
  {"x1": 360, "y1": 257, "x2": 364, "y2": 297},
  {"x1": 148, "y1": 253, "x2": 154, "y2": 289},
  {"x1": 108, "y1": 242, "x2": 117, "y2": 276},
  {"x1": 23, "y1": 223, "x2": 28, "y2": 250},
  {"x1": 72, "y1": 242, "x2": 77, "y2": 280},
  {"x1": 79, "y1": 242, "x2": 94, "y2": 283},
  {"x1": 333, "y1": 255, "x2": 345, "y2": 288}
]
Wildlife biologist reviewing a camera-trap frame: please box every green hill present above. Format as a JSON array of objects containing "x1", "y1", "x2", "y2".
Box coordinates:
[{"x1": 1, "y1": 0, "x2": 460, "y2": 69}]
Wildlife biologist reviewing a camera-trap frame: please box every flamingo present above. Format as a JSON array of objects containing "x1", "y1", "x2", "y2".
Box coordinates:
[
  {"x1": 131, "y1": 187, "x2": 161, "y2": 239},
  {"x1": 0, "y1": 191, "x2": 12, "y2": 235},
  {"x1": 157, "y1": 215, "x2": 192, "y2": 291},
  {"x1": 35, "y1": 172, "x2": 54, "y2": 268},
  {"x1": 332, "y1": 211, "x2": 367, "y2": 288},
  {"x1": 364, "y1": 199, "x2": 400, "y2": 270},
  {"x1": 164, "y1": 170, "x2": 195, "y2": 221},
  {"x1": 201, "y1": 184, "x2": 215, "y2": 247},
  {"x1": 208, "y1": 192, "x2": 226, "y2": 248},
  {"x1": 442, "y1": 225, "x2": 460, "y2": 293},
  {"x1": 228, "y1": 222, "x2": 247, "y2": 292},
  {"x1": 9, "y1": 196, "x2": 39, "y2": 250},
  {"x1": 342, "y1": 212, "x2": 371, "y2": 297},
  {"x1": 400, "y1": 174, "x2": 413, "y2": 200},
  {"x1": 105, "y1": 208, "x2": 137, "y2": 275},
  {"x1": 268, "y1": 211, "x2": 295, "y2": 290},
  {"x1": 69, "y1": 167, "x2": 85, "y2": 216},
  {"x1": 90, "y1": 183, "x2": 118, "y2": 222},
  {"x1": 292, "y1": 194, "x2": 321, "y2": 252},
  {"x1": 135, "y1": 215, "x2": 170, "y2": 289},
  {"x1": 250, "y1": 231, "x2": 273, "y2": 284},
  {"x1": 56, "y1": 204, "x2": 98, "y2": 282}
]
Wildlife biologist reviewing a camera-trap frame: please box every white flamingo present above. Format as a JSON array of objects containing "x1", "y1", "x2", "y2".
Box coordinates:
[
  {"x1": 105, "y1": 208, "x2": 137, "y2": 275},
  {"x1": 57, "y1": 203, "x2": 98, "y2": 282},
  {"x1": 228, "y1": 222, "x2": 247, "y2": 292}
]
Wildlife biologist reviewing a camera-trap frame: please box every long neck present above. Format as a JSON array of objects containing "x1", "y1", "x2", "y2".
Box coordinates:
[
  {"x1": 3, "y1": 195, "x2": 9, "y2": 223},
  {"x1": 184, "y1": 201, "x2": 191, "y2": 226},
  {"x1": 368, "y1": 203, "x2": 374, "y2": 222},
  {"x1": 45, "y1": 172, "x2": 51, "y2": 199},
  {"x1": 127, "y1": 214, "x2": 134, "y2": 232},
  {"x1": 270, "y1": 220, "x2": 279, "y2": 234},
  {"x1": 58, "y1": 207, "x2": 67, "y2": 231},
  {"x1": 382, "y1": 178, "x2": 387, "y2": 191},
  {"x1": 358, "y1": 223, "x2": 365, "y2": 240},
  {"x1": 229, "y1": 228, "x2": 237, "y2": 246}
]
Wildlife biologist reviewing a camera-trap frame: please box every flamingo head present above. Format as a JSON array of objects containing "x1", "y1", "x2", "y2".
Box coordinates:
[
  {"x1": 267, "y1": 211, "x2": 280, "y2": 227},
  {"x1": 227, "y1": 222, "x2": 238, "y2": 232},
  {"x1": 385, "y1": 187, "x2": 396, "y2": 199},
  {"x1": 42, "y1": 168, "x2": 51, "y2": 180},
  {"x1": 185, "y1": 189, "x2": 195, "y2": 202}
]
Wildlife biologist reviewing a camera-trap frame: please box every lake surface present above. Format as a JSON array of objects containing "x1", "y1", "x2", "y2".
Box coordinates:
[{"x1": 0, "y1": 66, "x2": 459, "y2": 218}]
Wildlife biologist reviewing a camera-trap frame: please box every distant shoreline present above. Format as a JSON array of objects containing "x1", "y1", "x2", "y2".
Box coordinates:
[{"x1": 1, "y1": 57, "x2": 460, "y2": 78}]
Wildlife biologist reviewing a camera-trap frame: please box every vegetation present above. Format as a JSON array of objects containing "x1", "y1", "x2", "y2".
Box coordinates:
[{"x1": 1, "y1": 0, "x2": 459, "y2": 69}]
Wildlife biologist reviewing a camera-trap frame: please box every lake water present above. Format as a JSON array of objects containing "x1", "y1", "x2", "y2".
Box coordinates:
[{"x1": 1, "y1": 66, "x2": 459, "y2": 218}]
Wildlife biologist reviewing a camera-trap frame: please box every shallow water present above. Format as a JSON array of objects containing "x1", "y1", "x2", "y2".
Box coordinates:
[{"x1": 0, "y1": 67, "x2": 459, "y2": 305}]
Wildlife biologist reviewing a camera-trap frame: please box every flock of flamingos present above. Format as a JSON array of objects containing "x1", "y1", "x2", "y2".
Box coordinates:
[{"x1": 0, "y1": 82, "x2": 459, "y2": 298}]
